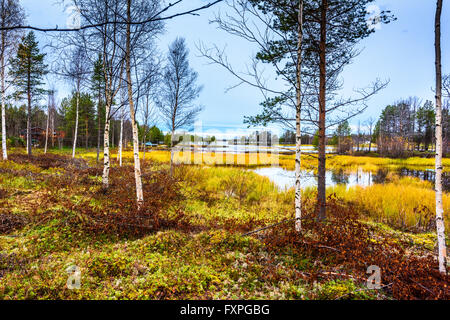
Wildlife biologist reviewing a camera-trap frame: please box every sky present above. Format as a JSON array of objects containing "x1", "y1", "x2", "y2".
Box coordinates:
[{"x1": 18, "y1": 0, "x2": 450, "y2": 138}]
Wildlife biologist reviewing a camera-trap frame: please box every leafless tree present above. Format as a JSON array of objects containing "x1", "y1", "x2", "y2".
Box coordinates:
[
  {"x1": 364, "y1": 116, "x2": 375, "y2": 153},
  {"x1": 123, "y1": 0, "x2": 164, "y2": 205},
  {"x1": 158, "y1": 37, "x2": 203, "y2": 175},
  {"x1": 44, "y1": 88, "x2": 57, "y2": 154},
  {"x1": 138, "y1": 59, "x2": 160, "y2": 161},
  {"x1": 0, "y1": 0, "x2": 224, "y2": 32},
  {"x1": 200, "y1": 0, "x2": 387, "y2": 224},
  {"x1": 58, "y1": 45, "x2": 90, "y2": 158},
  {"x1": 64, "y1": 0, "x2": 127, "y2": 189},
  {"x1": 199, "y1": 0, "x2": 305, "y2": 231},
  {"x1": 0, "y1": 0, "x2": 24, "y2": 160}
]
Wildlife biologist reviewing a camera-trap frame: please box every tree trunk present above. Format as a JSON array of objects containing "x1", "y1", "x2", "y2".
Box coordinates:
[
  {"x1": 27, "y1": 81, "x2": 31, "y2": 156},
  {"x1": 44, "y1": 104, "x2": 49, "y2": 154},
  {"x1": 434, "y1": 0, "x2": 447, "y2": 275},
  {"x1": 117, "y1": 112, "x2": 123, "y2": 166},
  {"x1": 170, "y1": 129, "x2": 175, "y2": 176},
  {"x1": 51, "y1": 110, "x2": 55, "y2": 148},
  {"x1": 143, "y1": 132, "x2": 147, "y2": 161},
  {"x1": 295, "y1": 0, "x2": 303, "y2": 232},
  {"x1": 102, "y1": 116, "x2": 110, "y2": 189},
  {"x1": 85, "y1": 118, "x2": 89, "y2": 150},
  {"x1": 126, "y1": 0, "x2": 144, "y2": 206},
  {"x1": 72, "y1": 91, "x2": 79, "y2": 158},
  {"x1": 111, "y1": 120, "x2": 115, "y2": 148},
  {"x1": 317, "y1": 0, "x2": 328, "y2": 221},
  {"x1": 1, "y1": 49, "x2": 7, "y2": 160},
  {"x1": 97, "y1": 91, "x2": 101, "y2": 163}
]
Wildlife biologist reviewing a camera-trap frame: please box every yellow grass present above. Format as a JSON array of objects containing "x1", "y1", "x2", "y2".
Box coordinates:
[{"x1": 329, "y1": 177, "x2": 450, "y2": 232}]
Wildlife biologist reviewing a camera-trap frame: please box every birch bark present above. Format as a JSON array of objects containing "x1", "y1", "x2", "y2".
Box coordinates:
[
  {"x1": 434, "y1": 0, "x2": 447, "y2": 275},
  {"x1": 295, "y1": 0, "x2": 304, "y2": 232}
]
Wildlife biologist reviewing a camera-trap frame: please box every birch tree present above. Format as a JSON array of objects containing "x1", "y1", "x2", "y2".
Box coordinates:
[
  {"x1": 68, "y1": 0, "x2": 127, "y2": 189},
  {"x1": 44, "y1": 88, "x2": 56, "y2": 154},
  {"x1": 199, "y1": 0, "x2": 305, "y2": 230},
  {"x1": 158, "y1": 37, "x2": 203, "y2": 176},
  {"x1": 64, "y1": 46, "x2": 90, "y2": 158},
  {"x1": 239, "y1": 0, "x2": 392, "y2": 220},
  {"x1": 434, "y1": 0, "x2": 447, "y2": 275},
  {"x1": 91, "y1": 54, "x2": 105, "y2": 163},
  {"x1": 117, "y1": 87, "x2": 127, "y2": 167},
  {"x1": 123, "y1": 0, "x2": 164, "y2": 205},
  {"x1": 0, "y1": 0, "x2": 24, "y2": 160},
  {"x1": 139, "y1": 64, "x2": 159, "y2": 161}
]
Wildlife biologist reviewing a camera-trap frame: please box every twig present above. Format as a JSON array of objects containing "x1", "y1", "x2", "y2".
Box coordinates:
[{"x1": 241, "y1": 217, "x2": 314, "y2": 237}]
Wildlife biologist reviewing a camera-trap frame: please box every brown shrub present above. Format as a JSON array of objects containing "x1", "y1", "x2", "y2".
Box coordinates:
[{"x1": 263, "y1": 196, "x2": 450, "y2": 300}]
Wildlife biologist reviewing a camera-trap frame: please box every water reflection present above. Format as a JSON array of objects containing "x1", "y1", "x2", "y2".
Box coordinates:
[{"x1": 253, "y1": 167, "x2": 449, "y2": 191}]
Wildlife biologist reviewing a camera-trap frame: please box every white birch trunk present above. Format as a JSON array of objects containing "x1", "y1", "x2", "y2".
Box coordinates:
[
  {"x1": 118, "y1": 111, "x2": 123, "y2": 166},
  {"x1": 295, "y1": 0, "x2": 304, "y2": 232},
  {"x1": 434, "y1": 0, "x2": 447, "y2": 275},
  {"x1": 126, "y1": 0, "x2": 144, "y2": 206},
  {"x1": 102, "y1": 116, "x2": 110, "y2": 189},
  {"x1": 1, "y1": 28, "x2": 6, "y2": 160},
  {"x1": 1, "y1": 64, "x2": 6, "y2": 160},
  {"x1": 44, "y1": 105, "x2": 49, "y2": 154},
  {"x1": 72, "y1": 91, "x2": 79, "y2": 158}
]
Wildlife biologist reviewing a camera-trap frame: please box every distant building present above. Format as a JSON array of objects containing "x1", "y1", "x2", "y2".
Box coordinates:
[{"x1": 20, "y1": 127, "x2": 65, "y2": 147}]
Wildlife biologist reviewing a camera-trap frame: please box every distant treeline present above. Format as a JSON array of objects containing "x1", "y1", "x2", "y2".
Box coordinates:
[{"x1": 280, "y1": 97, "x2": 450, "y2": 156}]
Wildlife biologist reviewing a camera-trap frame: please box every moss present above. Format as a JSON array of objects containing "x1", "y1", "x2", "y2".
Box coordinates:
[{"x1": 317, "y1": 280, "x2": 372, "y2": 300}]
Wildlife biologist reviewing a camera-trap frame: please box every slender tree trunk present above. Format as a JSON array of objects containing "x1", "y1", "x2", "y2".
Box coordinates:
[
  {"x1": 434, "y1": 0, "x2": 447, "y2": 275},
  {"x1": 102, "y1": 115, "x2": 110, "y2": 189},
  {"x1": 51, "y1": 110, "x2": 54, "y2": 148},
  {"x1": 44, "y1": 104, "x2": 49, "y2": 154},
  {"x1": 72, "y1": 91, "x2": 79, "y2": 158},
  {"x1": 27, "y1": 80, "x2": 31, "y2": 156},
  {"x1": 317, "y1": 0, "x2": 328, "y2": 220},
  {"x1": 1, "y1": 48, "x2": 7, "y2": 160},
  {"x1": 126, "y1": 0, "x2": 144, "y2": 206},
  {"x1": 170, "y1": 128, "x2": 175, "y2": 176},
  {"x1": 295, "y1": 0, "x2": 304, "y2": 232},
  {"x1": 143, "y1": 132, "x2": 147, "y2": 161},
  {"x1": 111, "y1": 120, "x2": 115, "y2": 148},
  {"x1": 97, "y1": 91, "x2": 101, "y2": 163},
  {"x1": 117, "y1": 111, "x2": 123, "y2": 166},
  {"x1": 85, "y1": 118, "x2": 89, "y2": 149}
]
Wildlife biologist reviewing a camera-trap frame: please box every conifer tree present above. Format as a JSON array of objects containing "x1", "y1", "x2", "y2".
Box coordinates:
[{"x1": 9, "y1": 31, "x2": 48, "y2": 156}]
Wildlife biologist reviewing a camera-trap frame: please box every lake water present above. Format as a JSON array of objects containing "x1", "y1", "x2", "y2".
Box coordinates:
[
  {"x1": 253, "y1": 167, "x2": 450, "y2": 191},
  {"x1": 174, "y1": 144, "x2": 336, "y2": 154}
]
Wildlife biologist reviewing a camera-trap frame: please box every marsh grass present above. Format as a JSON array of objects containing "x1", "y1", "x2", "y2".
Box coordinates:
[{"x1": 0, "y1": 149, "x2": 448, "y2": 300}]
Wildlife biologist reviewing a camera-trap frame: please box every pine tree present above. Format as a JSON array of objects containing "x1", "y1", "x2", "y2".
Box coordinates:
[{"x1": 8, "y1": 31, "x2": 48, "y2": 156}]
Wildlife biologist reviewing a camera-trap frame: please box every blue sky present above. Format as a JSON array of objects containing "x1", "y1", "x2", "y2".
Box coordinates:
[{"x1": 19, "y1": 0, "x2": 450, "y2": 137}]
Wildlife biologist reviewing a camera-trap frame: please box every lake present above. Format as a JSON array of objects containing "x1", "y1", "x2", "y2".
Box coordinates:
[{"x1": 253, "y1": 167, "x2": 450, "y2": 191}]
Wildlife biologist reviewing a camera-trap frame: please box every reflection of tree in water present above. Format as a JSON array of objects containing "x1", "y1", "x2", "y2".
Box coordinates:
[
  {"x1": 398, "y1": 168, "x2": 450, "y2": 192},
  {"x1": 373, "y1": 169, "x2": 389, "y2": 184},
  {"x1": 331, "y1": 169, "x2": 349, "y2": 185}
]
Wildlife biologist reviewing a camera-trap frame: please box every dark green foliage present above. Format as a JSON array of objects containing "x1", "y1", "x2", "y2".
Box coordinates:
[
  {"x1": 8, "y1": 31, "x2": 48, "y2": 103},
  {"x1": 244, "y1": 0, "x2": 395, "y2": 128},
  {"x1": 60, "y1": 92, "x2": 96, "y2": 146},
  {"x1": 140, "y1": 125, "x2": 164, "y2": 144}
]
